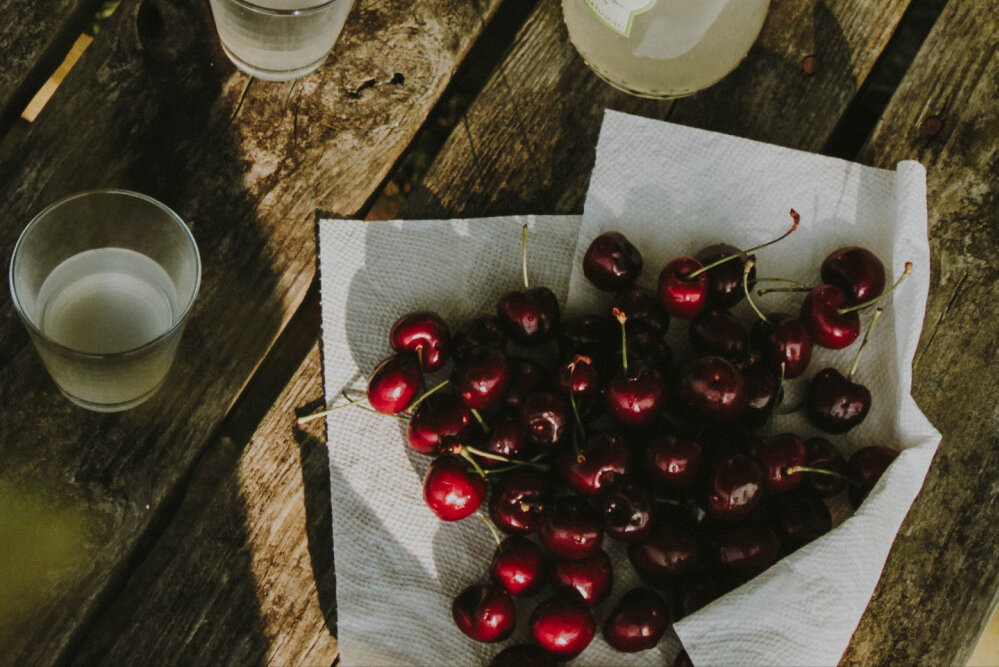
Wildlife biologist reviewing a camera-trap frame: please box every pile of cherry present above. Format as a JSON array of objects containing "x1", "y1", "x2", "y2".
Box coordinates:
[{"x1": 352, "y1": 216, "x2": 911, "y2": 666}]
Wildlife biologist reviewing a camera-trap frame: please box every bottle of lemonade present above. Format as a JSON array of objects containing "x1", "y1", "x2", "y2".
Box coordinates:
[{"x1": 561, "y1": 0, "x2": 771, "y2": 99}]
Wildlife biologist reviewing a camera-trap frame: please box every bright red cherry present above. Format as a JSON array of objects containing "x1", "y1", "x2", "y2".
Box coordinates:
[
  {"x1": 407, "y1": 393, "x2": 473, "y2": 455},
  {"x1": 451, "y1": 347, "x2": 511, "y2": 410},
  {"x1": 658, "y1": 257, "x2": 709, "y2": 319},
  {"x1": 530, "y1": 594, "x2": 597, "y2": 660},
  {"x1": 602, "y1": 587, "x2": 670, "y2": 653},
  {"x1": 848, "y1": 446, "x2": 899, "y2": 508},
  {"x1": 555, "y1": 355, "x2": 600, "y2": 398},
  {"x1": 559, "y1": 432, "x2": 630, "y2": 497},
  {"x1": 603, "y1": 362, "x2": 667, "y2": 427},
  {"x1": 423, "y1": 455, "x2": 485, "y2": 521},
  {"x1": 821, "y1": 246, "x2": 886, "y2": 305},
  {"x1": 583, "y1": 231, "x2": 643, "y2": 291},
  {"x1": 707, "y1": 454, "x2": 764, "y2": 522},
  {"x1": 488, "y1": 468, "x2": 549, "y2": 535},
  {"x1": 801, "y1": 284, "x2": 860, "y2": 350},
  {"x1": 627, "y1": 521, "x2": 702, "y2": 587},
  {"x1": 552, "y1": 549, "x2": 613, "y2": 606},
  {"x1": 540, "y1": 496, "x2": 604, "y2": 560},
  {"x1": 389, "y1": 311, "x2": 451, "y2": 371},
  {"x1": 748, "y1": 433, "x2": 807, "y2": 494},
  {"x1": 451, "y1": 584, "x2": 516, "y2": 643},
  {"x1": 366, "y1": 354, "x2": 422, "y2": 415},
  {"x1": 489, "y1": 644, "x2": 556, "y2": 667},
  {"x1": 490, "y1": 535, "x2": 547, "y2": 597},
  {"x1": 672, "y1": 355, "x2": 747, "y2": 422}
]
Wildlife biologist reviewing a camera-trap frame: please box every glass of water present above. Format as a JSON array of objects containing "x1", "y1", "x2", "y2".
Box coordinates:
[
  {"x1": 9, "y1": 190, "x2": 201, "y2": 412},
  {"x1": 209, "y1": 0, "x2": 354, "y2": 82}
]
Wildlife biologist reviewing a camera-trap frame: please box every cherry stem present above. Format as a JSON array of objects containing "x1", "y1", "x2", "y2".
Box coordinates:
[
  {"x1": 459, "y1": 448, "x2": 489, "y2": 480},
  {"x1": 837, "y1": 262, "x2": 913, "y2": 315},
  {"x1": 477, "y1": 511, "x2": 503, "y2": 546},
  {"x1": 848, "y1": 307, "x2": 884, "y2": 381},
  {"x1": 613, "y1": 307, "x2": 629, "y2": 375},
  {"x1": 470, "y1": 408, "x2": 491, "y2": 434},
  {"x1": 341, "y1": 390, "x2": 410, "y2": 420},
  {"x1": 521, "y1": 223, "x2": 530, "y2": 290},
  {"x1": 567, "y1": 357, "x2": 589, "y2": 446},
  {"x1": 757, "y1": 286, "x2": 813, "y2": 296},
  {"x1": 687, "y1": 209, "x2": 800, "y2": 280},
  {"x1": 654, "y1": 498, "x2": 682, "y2": 507},
  {"x1": 766, "y1": 362, "x2": 786, "y2": 429},
  {"x1": 407, "y1": 379, "x2": 450, "y2": 412},
  {"x1": 487, "y1": 458, "x2": 549, "y2": 475},
  {"x1": 296, "y1": 397, "x2": 362, "y2": 424},
  {"x1": 743, "y1": 258, "x2": 769, "y2": 324},
  {"x1": 785, "y1": 465, "x2": 861, "y2": 488}
]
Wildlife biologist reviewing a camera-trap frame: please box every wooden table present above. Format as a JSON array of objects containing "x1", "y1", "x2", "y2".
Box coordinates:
[{"x1": 1, "y1": 0, "x2": 996, "y2": 664}]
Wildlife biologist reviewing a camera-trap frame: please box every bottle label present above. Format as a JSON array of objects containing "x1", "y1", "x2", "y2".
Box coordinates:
[{"x1": 582, "y1": 0, "x2": 657, "y2": 37}]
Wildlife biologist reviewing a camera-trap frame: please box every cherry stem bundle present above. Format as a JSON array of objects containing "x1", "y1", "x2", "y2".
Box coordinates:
[
  {"x1": 459, "y1": 448, "x2": 489, "y2": 480},
  {"x1": 848, "y1": 307, "x2": 884, "y2": 381},
  {"x1": 686, "y1": 208, "x2": 800, "y2": 280},
  {"x1": 837, "y1": 262, "x2": 912, "y2": 315},
  {"x1": 486, "y1": 454, "x2": 549, "y2": 475}
]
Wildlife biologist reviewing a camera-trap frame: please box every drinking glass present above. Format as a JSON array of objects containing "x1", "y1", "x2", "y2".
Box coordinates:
[
  {"x1": 208, "y1": 0, "x2": 354, "y2": 82},
  {"x1": 562, "y1": 0, "x2": 771, "y2": 99},
  {"x1": 9, "y1": 190, "x2": 201, "y2": 412}
]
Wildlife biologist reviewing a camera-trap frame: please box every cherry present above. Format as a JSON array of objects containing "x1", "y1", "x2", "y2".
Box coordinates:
[
  {"x1": 423, "y1": 455, "x2": 486, "y2": 522},
  {"x1": 601, "y1": 482, "x2": 655, "y2": 543},
  {"x1": 672, "y1": 355, "x2": 747, "y2": 423},
  {"x1": 769, "y1": 488, "x2": 832, "y2": 553},
  {"x1": 559, "y1": 432, "x2": 630, "y2": 497},
  {"x1": 848, "y1": 446, "x2": 899, "y2": 508},
  {"x1": 389, "y1": 311, "x2": 451, "y2": 371},
  {"x1": 716, "y1": 524, "x2": 780, "y2": 580},
  {"x1": 583, "y1": 231, "x2": 643, "y2": 291},
  {"x1": 748, "y1": 433, "x2": 807, "y2": 494},
  {"x1": 519, "y1": 391, "x2": 571, "y2": 450},
  {"x1": 552, "y1": 549, "x2": 613, "y2": 606},
  {"x1": 558, "y1": 314, "x2": 615, "y2": 359},
  {"x1": 611, "y1": 286, "x2": 669, "y2": 334},
  {"x1": 621, "y1": 318, "x2": 673, "y2": 373},
  {"x1": 627, "y1": 522, "x2": 702, "y2": 586},
  {"x1": 498, "y1": 286, "x2": 561, "y2": 347},
  {"x1": 451, "y1": 347, "x2": 511, "y2": 410},
  {"x1": 490, "y1": 535, "x2": 547, "y2": 597},
  {"x1": 451, "y1": 584, "x2": 516, "y2": 643},
  {"x1": 530, "y1": 594, "x2": 597, "y2": 660},
  {"x1": 489, "y1": 644, "x2": 556, "y2": 667},
  {"x1": 690, "y1": 309, "x2": 747, "y2": 360},
  {"x1": 674, "y1": 650, "x2": 695, "y2": 667},
  {"x1": 473, "y1": 411, "x2": 529, "y2": 469},
  {"x1": 452, "y1": 314, "x2": 506, "y2": 363},
  {"x1": 407, "y1": 393, "x2": 473, "y2": 455},
  {"x1": 696, "y1": 243, "x2": 757, "y2": 308},
  {"x1": 737, "y1": 362, "x2": 782, "y2": 429},
  {"x1": 658, "y1": 256, "x2": 709, "y2": 320},
  {"x1": 800, "y1": 284, "x2": 860, "y2": 350},
  {"x1": 540, "y1": 496, "x2": 604, "y2": 560},
  {"x1": 748, "y1": 313, "x2": 813, "y2": 379},
  {"x1": 803, "y1": 437, "x2": 848, "y2": 497},
  {"x1": 645, "y1": 433, "x2": 702, "y2": 491},
  {"x1": 488, "y1": 468, "x2": 549, "y2": 535},
  {"x1": 504, "y1": 357, "x2": 551, "y2": 409},
  {"x1": 366, "y1": 354, "x2": 422, "y2": 415},
  {"x1": 707, "y1": 454, "x2": 764, "y2": 522},
  {"x1": 602, "y1": 587, "x2": 670, "y2": 653},
  {"x1": 603, "y1": 309, "x2": 667, "y2": 427},
  {"x1": 555, "y1": 355, "x2": 600, "y2": 398},
  {"x1": 676, "y1": 573, "x2": 727, "y2": 618},
  {"x1": 821, "y1": 246, "x2": 886, "y2": 305}
]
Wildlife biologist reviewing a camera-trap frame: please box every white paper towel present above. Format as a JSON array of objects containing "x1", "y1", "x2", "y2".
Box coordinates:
[{"x1": 318, "y1": 111, "x2": 941, "y2": 666}]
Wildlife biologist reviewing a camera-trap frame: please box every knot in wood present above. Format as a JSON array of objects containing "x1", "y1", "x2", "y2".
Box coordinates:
[
  {"x1": 801, "y1": 55, "x2": 819, "y2": 76},
  {"x1": 923, "y1": 115, "x2": 944, "y2": 137}
]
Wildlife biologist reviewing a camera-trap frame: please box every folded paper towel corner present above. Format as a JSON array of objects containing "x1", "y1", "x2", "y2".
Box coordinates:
[{"x1": 318, "y1": 111, "x2": 941, "y2": 667}]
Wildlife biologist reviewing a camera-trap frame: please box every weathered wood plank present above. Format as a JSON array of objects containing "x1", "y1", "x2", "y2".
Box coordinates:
[
  {"x1": 0, "y1": 0, "x2": 505, "y2": 661},
  {"x1": 0, "y1": 0, "x2": 102, "y2": 137},
  {"x1": 407, "y1": 0, "x2": 916, "y2": 218},
  {"x1": 840, "y1": 1, "x2": 999, "y2": 664}
]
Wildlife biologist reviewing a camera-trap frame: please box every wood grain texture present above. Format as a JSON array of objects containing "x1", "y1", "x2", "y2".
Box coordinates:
[
  {"x1": 0, "y1": 0, "x2": 102, "y2": 136},
  {"x1": 841, "y1": 0, "x2": 999, "y2": 664},
  {"x1": 406, "y1": 0, "x2": 915, "y2": 219},
  {"x1": 0, "y1": 0, "x2": 504, "y2": 661}
]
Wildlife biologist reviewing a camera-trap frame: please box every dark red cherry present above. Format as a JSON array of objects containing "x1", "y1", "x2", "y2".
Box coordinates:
[
  {"x1": 423, "y1": 455, "x2": 485, "y2": 521},
  {"x1": 451, "y1": 584, "x2": 516, "y2": 642},
  {"x1": 737, "y1": 362, "x2": 782, "y2": 429},
  {"x1": 645, "y1": 433, "x2": 702, "y2": 491},
  {"x1": 769, "y1": 488, "x2": 832, "y2": 553},
  {"x1": 805, "y1": 367, "x2": 871, "y2": 434},
  {"x1": 452, "y1": 314, "x2": 506, "y2": 363},
  {"x1": 707, "y1": 454, "x2": 764, "y2": 522},
  {"x1": 389, "y1": 311, "x2": 451, "y2": 371},
  {"x1": 504, "y1": 357, "x2": 551, "y2": 409},
  {"x1": 676, "y1": 574, "x2": 727, "y2": 618},
  {"x1": 658, "y1": 257, "x2": 709, "y2": 319},
  {"x1": 716, "y1": 524, "x2": 780, "y2": 580},
  {"x1": 552, "y1": 549, "x2": 613, "y2": 606},
  {"x1": 674, "y1": 649, "x2": 695, "y2": 667},
  {"x1": 803, "y1": 437, "x2": 847, "y2": 497},
  {"x1": 488, "y1": 468, "x2": 549, "y2": 535},
  {"x1": 497, "y1": 287, "x2": 561, "y2": 346},
  {"x1": 696, "y1": 243, "x2": 757, "y2": 308},
  {"x1": 366, "y1": 354, "x2": 422, "y2": 415},
  {"x1": 672, "y1": 355, "x2": 747, "y2": 422},
  {"x1": 558, "y1": 315, "x2": 615, "y2": 359},
  {"x1": 555, "y1": 355, "x2": 600, "y2": 398},
  {"x1": 540, "y1": 496, "x2": 604, "y2": 560},
  {"x1": 490, "y1": 535, "x2": 547, "y2": 597},
  {"x1": 821, "y1": 246, "x2": 886, "y2": 305},
  {"x1": 601, "y1": 482, "x2": 655, "y2": 543},
  {"x1": 690, "y1": 309, "x2": 747, "y2": 360},
  {"x1": 474, "y1": 411, "x2": 529, "y2": 469},
  {"x1": 451, "y1": 347, "x2": 511, "y2": 410},
  {"x1": 583, "y1": 231, "x2": 643, "y2": 291},
  {"x1": 559, "y1": 432, "x2": 630, "y2": 497},
  {"x1": 489, "y1": 644, "x2": 556, "y2": 667},
  {"x1": 530, "y1": 594, "x2": 597, "y2": 660},
  {"x1": 611, "y1": 287, "x2": 670, "y2": 334},
  {"x1": 627, "y1": 522, "x2": 702, "y2": 586},
  {"x1": 407, "y1": 393, "x2": 473, "y2": 455},
  {"x1": 848, "y1": 446, "x2": 899, "y2": 508},
  {"x1": 621, "y1": 318, "x2": 673, "y2": 373},
  {"x1": 519, "y1": 391, "x2": 571, "y2": 450},
  {"x1": 602, "y1": 587, "x2": 670, "y2": 653},
  {"x1": 801, "y1": 285, "x2": 860, "y2": 350},
  {"x1": 748, "y1": 433, "x2": 807, "y2": 494},
  {"x1": 749, "y1": 313, "x2": 813, "y2": 379},
  {"x1": 603, "y1": 364, "x2": 667, "y2": 427}
]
